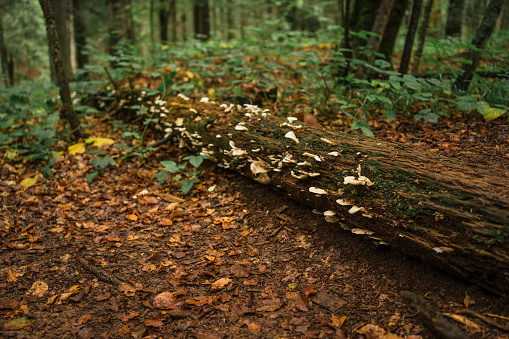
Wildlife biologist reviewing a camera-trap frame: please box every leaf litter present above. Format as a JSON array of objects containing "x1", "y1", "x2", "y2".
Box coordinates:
[{"x1": 1, "y1": 108, "x2": 509, "y2": 338}]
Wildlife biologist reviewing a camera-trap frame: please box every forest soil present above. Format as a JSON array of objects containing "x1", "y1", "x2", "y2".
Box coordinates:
[{"x1": 1, "y1": 112, "x2": 508, "y2": 339}]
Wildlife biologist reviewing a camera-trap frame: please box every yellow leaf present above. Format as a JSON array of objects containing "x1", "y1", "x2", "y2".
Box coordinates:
[
  {"x1": 482, "y1": 107, "x2": 506, "y2": 121},
  {"x1": 161, "y1": 45, "x2": 169, "y2": 50},
  {"x1": 85, "y1": 137, "x2": 115, "y2": 147},
  {"x1": 185, "y1": 71, "x2": 194, "y2": 79},
  {"x1": 69, "y1": 285, "x2": 82, "y2": 292},
  {"x1": 68, "y1": 143, "x2": 85, "y2": 155},
  {"x1": 6, "y1": 150, "x2": 18, "y2": 159},
  {"x1": 208, "y1": 88, "x2": 217, "y2": 101},
  {"x1": 20, "y1": 177, "x2": 37, "y2": 189}
]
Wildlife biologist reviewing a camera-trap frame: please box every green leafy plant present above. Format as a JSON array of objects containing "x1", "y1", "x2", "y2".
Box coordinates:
[{"x1": 154, "y1": 155, "x2": 209, "y2": 195}]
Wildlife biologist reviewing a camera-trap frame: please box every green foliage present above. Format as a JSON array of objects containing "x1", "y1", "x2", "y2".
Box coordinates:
[
  {"x1": 0, "y1": 83, "x2": 61, "y2": 178},
  {"x1": 154, "y1": 155, "x2": 208, "y2": 195}
]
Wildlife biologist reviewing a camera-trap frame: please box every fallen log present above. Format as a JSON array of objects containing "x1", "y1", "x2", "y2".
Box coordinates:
[{"x1": 109, "y1": 90, "x2": 509, "y2": 295}]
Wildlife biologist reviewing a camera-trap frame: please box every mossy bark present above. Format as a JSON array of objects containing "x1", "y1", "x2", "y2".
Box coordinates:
[{"x1": 113, "y1": 91, "x2": 509, "y2": 296}]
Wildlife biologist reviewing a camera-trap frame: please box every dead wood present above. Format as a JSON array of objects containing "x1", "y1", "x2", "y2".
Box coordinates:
[
  {"x1": 105, "y1": 90, "x2": 509, "y2": 296},
  {"x1": 400, "y1": 290, "x2": 471, "y2": 339}
]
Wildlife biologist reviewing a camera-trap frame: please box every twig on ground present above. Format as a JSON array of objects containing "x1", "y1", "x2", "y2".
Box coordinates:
[
  {"x1": 400, "y1": 290, "x2": 471, "y2": 339},
  {"x1": 77, "y1": 257, "x2": 125, "y2": 286}
]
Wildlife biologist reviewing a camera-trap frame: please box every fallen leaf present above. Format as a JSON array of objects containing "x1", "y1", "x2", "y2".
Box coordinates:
[
  {"x1": 310, "y1": 291, "x2": 347, "y2": 313},
  {"x1": 145, "y1": 317, "x2": 163, "y2": 327},
  {"x1": 357, "y1": 324, "x2": 404, "y2": 339},
  {"x1": 68, "y1": 143, "x2": 86, "y2": 155},
  {"x1": 256, "y1": 298, "x2": 283, "y2": 312},
  {"x1": 0, "y1": 299, "x2": 19, "y2": 309},
  {"x1": 85, "y1": 137, "x2": 115, "y2": 147},
  {"x1": 20, "y1": 177, "x2": 37, "y2": 189},
  {"x1": 78, "y1": 314, "x2": 92, "y2": 325},
  {"x1": 291, "y1": 293, "x2": 310, "y2": 312},
  {"x1": 96, "y1": 292, "x2": 111, "y2": 301},
  {"x1": 27, "y1": 281, "x2": 48, "y2": 297},
  {"x1": 154, "y1": 292, "x2": 179, "y2": 309},
  {"x1": 211, "y1": 278, "x2": 231, "y2": 290},
  {"x1": 3, "y1": 317, "x2": 34, "y2": 330}
]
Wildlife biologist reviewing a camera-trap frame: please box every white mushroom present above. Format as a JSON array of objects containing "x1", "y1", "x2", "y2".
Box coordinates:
[
  {"x1": 309, "y1": 187, "x2": 327, "y2": 195},
  {"x1": 285, "y1": 131, "x2": 299, "y2": 144}
]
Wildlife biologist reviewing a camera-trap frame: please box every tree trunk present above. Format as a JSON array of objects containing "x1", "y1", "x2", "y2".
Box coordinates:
[
  {"x1": 226, "y1": 0, "x2": 234, "y2": 40},
  {"x1": 107, "y1": 0, "x2": 134, "y2": 56},
  {"x1": 193, "y1": 0, "x2": 210, "y2": 41},
  {"x1": 413, "y1": 0, "x2": 435, "y2": 74},
  {"x1": 445, "y1": 0, "x2": 465, "y2": 37},
  {"x1": 73, "y1": 0, "x2": 88, "y2": 72},
  {"x1": 39, "y1": 0, "x2": 83, "y2": 140},
  {"x1": 378, "y1": 0, "x2": 409, "y2": 63},
  {"x1": 49, "y1": 0, "x2": 73, "y2": 81},
  {"x1": 364, "y1": 0, "x2": 397, "y2": 62},
  {"x1": 105, "y1": 89, "x2": 509, "y2": 295},
  {"x1": 159, "y1": 0, "x2": 169, "y2": 43},
  {"x1": 398, "y1": 0, "x2": 423, "y2": 74},
  {"x1": 350, "y1": 0, "x2": 381, "y2": 55},
  {"x1": 0, "y1": 8, "x2": 10, "y2": 87},
  {"x1": 170, "y1": 0, "x2": 177, "y2": 42},
  {"x1": 453, "y1": 0, "x2": 504, "y2": 91}
]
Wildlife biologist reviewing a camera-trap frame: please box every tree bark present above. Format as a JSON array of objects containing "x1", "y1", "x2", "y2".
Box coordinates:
[
  {"x1": 108, "y1": 91, "x2": 509, "y2": 296},
  {"x1": 39, "y1": 0, "x2": 83, "y2": 140},
  {"x1": 107, "y1": 0, "x2": 134, "y2": 56},
  {"x1": 170, "y1": 0, "x2": 177, "y2": 42},
  {"x1": 398, "y1": 0, "x2": 423, "y2": 74},
  {"x1": 0, "y1": 8, "x2": 10, "y2": 87},
  {"x1": 364, "y1": 0, "x2": 396, "y2": 62},
  {"x1": 193, "y1": 0, "x2": 210, "y2": 41},
  {"x1": 73, "y1": 0, "x2": 89, "y2": 72},
  {"x1": 453, "y1": 0, "x2": 504, "y2": 91},
  {"x1": 226, "y1": 0, "x2": 234, "y2": 40},
  {"x1": 378, "y1": 0, "x2": 410, "y2": 63},
  {"x1": 159, "y1": 0, "x2": 169, "y2": 43},
  {"x1": 445, "y1": 0, "x2": 465, "y2": 37},
  {"x1": 413, "y1": 0, "x2": 435, "y2": 74},
  {"x1": 49, "y1": 0, "x2": 73, "y2": 81}
]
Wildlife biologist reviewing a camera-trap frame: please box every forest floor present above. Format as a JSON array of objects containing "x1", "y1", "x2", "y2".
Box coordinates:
[{"x1": 1, "y1": 98, "x2": 509, "y2": 339}]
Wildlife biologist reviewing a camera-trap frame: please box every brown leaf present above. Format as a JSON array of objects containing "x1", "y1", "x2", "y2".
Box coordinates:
[
  {"x1": 211, "y1": 278, "x2": 231, "y2": 290},
  {"x1": 120, "y1": 311, "x2": 139, "y2": 322},
  {"x1": 154, "y1": 292, "x2": 179, "y2": 309},
  {"x1": 145, "y1": 317, "x2": 163, "y2": 327},
  {"x1": 96, "y1": 292, "x2": 111, "y2": 301},
  {"x1": 256, "y1": 298, "x2": 283, "y2": 312},
  {"x1": 185, "y1": 296, "x2": 210, "y2": 306},
  {"x1": 291, "y1": 293, "x2": 310, "y2": 312},
  {"x1": 78, "y1": 314, "x2": 92, "y2": 325},
  {"x1": 310, "y1": 291, "x2": 347, "y2": 313},
  {"x1": 0, "y1": 299, "x2": 19, "y2": 309}
]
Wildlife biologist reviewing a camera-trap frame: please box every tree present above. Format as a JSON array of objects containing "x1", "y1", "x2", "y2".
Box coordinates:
[
  {"x1": 193, "y1": 0, "x2": 210, "y2": 41},
  {"x1": 364, "y1": 0, "x2": 396, "y2": 62},
  {"x1": 48, "y1": 0, "x2": 73, "y2": 81},
  {"x1": 159, "y1": 0, "x2": 170, "y2": 43},
  {"x1": 39, "y1": 0, "x2": 83, "y2": 139},
  {"x1": 445, "y1": 0, "x2": 465, "y2": 37},
  {"x1": 226, "y1": 0, "x2": 234, "y2": 40},
  {"x1": 453, "y1": 0, "x2": 504, "y2": 91},
  {"x1": 0, "y1": 5, "x2": 10, "y2": 87},
  {"x1": 73, "y1": 0, "x2": 89, "y2": 72},
  {"x1": 107, "y1": 0, "x2": 134, "y2": 56},
  {"x1": 378, "y1": 0, "x2": 410, "y2": 62},
  {"x1": 413, "y1": 0, "x2": 435, "y2": 74},
  {"x1": 399, "y1": 0, "x2": 423, "y2": 74}
]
